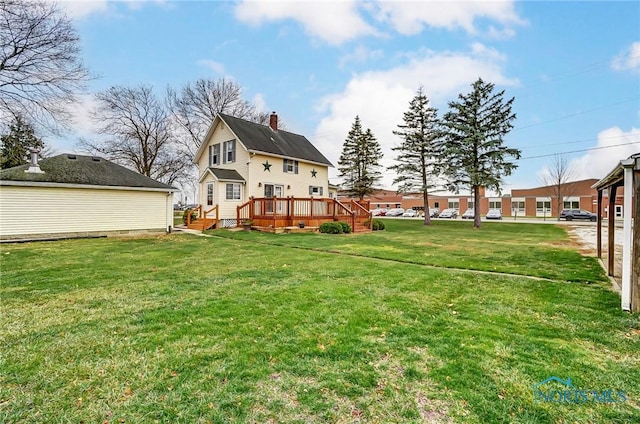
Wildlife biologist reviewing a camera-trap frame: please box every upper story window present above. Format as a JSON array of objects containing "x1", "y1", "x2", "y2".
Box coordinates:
[
  {"x1": 283, "y1": 159, "x2": 299, "y2": 174},
  {"x1": 209, "y1": 144, "x2": 220, "y2": 166},
  {"x1": 223, "y1": 140, "x2": 235, "y2": 164}
]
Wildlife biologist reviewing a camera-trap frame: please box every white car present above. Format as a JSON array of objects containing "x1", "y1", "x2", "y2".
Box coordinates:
[
  {"x1": 402, "y1": 209, "x2": 417, "y2": 217},
  {"x1": 461, "y1": 209, "x2": 475, "y2": 219},
  {"x1": 486, "y1": 209, "x2": 503, "y2": 220},
  {"x1": 438, "y1": 208, "x2": 458, "y2": 219},
  {"x1": 386, "y1": 208, "x2": 405, "y2": 217}
]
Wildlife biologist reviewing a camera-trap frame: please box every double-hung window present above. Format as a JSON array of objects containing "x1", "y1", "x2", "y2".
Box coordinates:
[
  {"x1": 283, "y1": 159, "x2": 299, "y2": 174},
  {"x1": 223, "y1": 140, "x2": 235, "y2": 163},
  {"x1": 209, "y1": 144, "x2": 220, "y2": 166},
  {"x1": 225, "y1": 183, "x2": 241, "y2": 200}
]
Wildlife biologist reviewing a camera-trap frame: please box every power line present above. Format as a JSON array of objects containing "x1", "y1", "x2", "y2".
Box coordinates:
[
  {"x1": 519, "y1": 141, "x2": 640, "y2": 160},
  {"x1": 519, "y1": 132, "x2": 634, "y2": 150},
  {"x1": 511, "y1": 96, "x2": 640, "y2": 132}
]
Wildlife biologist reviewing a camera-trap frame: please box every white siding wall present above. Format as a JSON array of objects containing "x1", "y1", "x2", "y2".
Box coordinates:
[{"x1": 0, "y1": 186, "x2": 171, "y2": 237}]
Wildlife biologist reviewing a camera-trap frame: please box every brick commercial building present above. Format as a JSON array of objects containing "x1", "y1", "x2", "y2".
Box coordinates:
[{"x1": 344, "y1": 178, "x2": 627, "y2": 219}]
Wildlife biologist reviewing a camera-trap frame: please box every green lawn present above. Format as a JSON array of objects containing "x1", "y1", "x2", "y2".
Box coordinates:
[{"x1": 1, "y1": 220, "x2": 638, "y2": 423}]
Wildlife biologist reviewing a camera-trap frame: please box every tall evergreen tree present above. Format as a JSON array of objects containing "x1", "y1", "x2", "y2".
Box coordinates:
[
  {"x1": 0, "y1": 115, "x2": 45, "y2": 169},
  {"x1": 440, "y1": 78, "x2": 520, "y2": 228},
  {"x1": 389, "y1": 87, "x2": 442, "y2": 225},
  {"x1": 338, "y1": 116, "x2": 383, "y2": 199}
]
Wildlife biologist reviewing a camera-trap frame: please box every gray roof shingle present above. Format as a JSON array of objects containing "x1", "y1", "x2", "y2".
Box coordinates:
[
  {"x1": 219, "y1": 114, "x2": 333, "y2": 166},
  {"x1": 0, "y1": 154, "x2": 175, "y2": 190},
  {"x1": 208, "y1": 168, "x2": 245, "y2": 182}
]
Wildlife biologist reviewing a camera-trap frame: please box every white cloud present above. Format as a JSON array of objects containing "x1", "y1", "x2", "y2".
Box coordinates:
[
  {"x1": 312, "y1": 45, "x2": 518, "y2": 188},
  {"x1": 570, "y1": 127, "x2": 640, "y2": 180},
  {"x1": 611, "y1": 41, "x2": 640, "y2": 73},
  {"x1": 45, "y1": 94, "x2": 100, "y2": 154},
  {"x1": 252, "y1": 93, "x2": 268, "y2": 113},
  {"x1": 234, "y1": 0, "x2": 378, "y2": 45},
  {"x1": 339, "y1": 45, "x2": 384, "y2": 68},
  {"x1": 56, "y1": 0, "x2": 168, "y2": 19},
  {"x1": 197, "y1": 59, "x2": 226, "y2": 76},
  {"x1": 373, "y1": 0, "x2": 523, "y2": 36}
]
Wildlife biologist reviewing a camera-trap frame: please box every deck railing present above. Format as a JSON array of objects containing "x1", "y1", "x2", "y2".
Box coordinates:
[{"x1": 236, "y1": 197, "x2": 371, "y2": 229}]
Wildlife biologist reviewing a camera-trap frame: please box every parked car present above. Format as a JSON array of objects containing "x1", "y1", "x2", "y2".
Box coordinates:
[
  {"x1": 370, "y1": 208, "x2": 387, "y2": 216},
  {"x1": 485, "y1": 209, "x2": 503, "y2": 220},
  {"x1": 461, "y1": 209, "x2": 475, "y2": 219},
  {"x1": 438, "y1": 208, "x2": 458, "y2": 219},
  {"x1": 386, "y1": 208, "x2": 405, "y2": 217},
  {"x1": 559, "y1": 209, "x2": 597, "y2": 222},
  {"x1": 428, "y1": 208, "x2": 440, "y2": 218},
  {"x1": 402, "y1": 208, "x2": 418, "y2": 217}
]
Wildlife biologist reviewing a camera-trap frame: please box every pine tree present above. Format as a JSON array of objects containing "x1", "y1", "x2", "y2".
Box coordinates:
[
  {"x1": 440, "y1": 78, "x2": 520, "y2": 228},
  {"x1": 0, "y1": 115, "x2": 45, "y2": 169},
  {"x1": 389, "y1": 87, "x2": 442, "y2": 225},
  {"x1": 338, "y1": 116, "x2": 383, "y2": 199}
]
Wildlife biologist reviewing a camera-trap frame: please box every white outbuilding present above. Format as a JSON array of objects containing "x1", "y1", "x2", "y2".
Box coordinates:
[{"x1": 0, "y1": 153, "x2": 176, "y2": 241}]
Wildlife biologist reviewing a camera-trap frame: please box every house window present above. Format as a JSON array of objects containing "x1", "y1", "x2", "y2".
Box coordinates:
[
  {"x1": 223, "y1": 140, "x2": 235, "y2": 163},
  {"x1": 434, "y1": 202, "x2": 439, "y2": 208},
  {"x1": 206, "y1": 183, "x2": 214, "y2": 206},
  {"x1": 489, "y1": 200, "x2": 501, "y2": 209},
  {"x1": 283, "y1": 159, "x2": 299, "y2": 174},
  {"x1": 225, "y1": 183, "x2": 241, "y2": 200},
  {"x1": 309, "y1": 186, "x2": 323, "y2": 196},
  {"x1": 468, "y1": 200, "x2": 475, "y2": 210},
  {"x1": 209, "y1": 144, "x2": 220, "y2": 166},
  {"x1": 448, "y1": 200, "x2": 459, "y2": 210}
]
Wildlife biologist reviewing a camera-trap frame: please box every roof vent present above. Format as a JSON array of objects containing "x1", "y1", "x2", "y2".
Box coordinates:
[
  {"x1": 25, "y1": 148, "x2": 45, "y2": 174},
  {"x1": 92, "y1": 157, "x2": 100, "y2": 162},
  {"x1": 67, "y1": 154, "x2": 77, "y2": 160}
]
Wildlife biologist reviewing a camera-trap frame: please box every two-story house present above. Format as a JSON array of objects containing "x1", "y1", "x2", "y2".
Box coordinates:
[{"x1": 194, "y1": 113, "x2": 333, "y2": 227}]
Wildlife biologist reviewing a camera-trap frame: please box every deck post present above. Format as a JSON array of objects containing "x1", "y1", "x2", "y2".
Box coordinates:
[
  {"x1": 607, "y1": 185, "x2": 618, "y2": 276},
  {"x1": 596, "y1": 189, "x2": 602, "y2": 258}
]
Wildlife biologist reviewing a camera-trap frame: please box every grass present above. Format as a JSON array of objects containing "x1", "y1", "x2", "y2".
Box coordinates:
[{"x1": 1, "y1": 220, "x2": 638, "y2": 423}]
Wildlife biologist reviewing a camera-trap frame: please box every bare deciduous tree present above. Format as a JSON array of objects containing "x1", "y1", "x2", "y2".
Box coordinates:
[
  {"x1": 0, "y1": 0, "x2": 89, "y2": 132},
  {"x1": 539, "y1": 154, "x2": 578, "y2": 219},
  {"x1": 167, "y1": 78, "x2": 269, "y2": 156},
  {"x1": 81, "y1": 85, "x2": 189, "y2": 185}
]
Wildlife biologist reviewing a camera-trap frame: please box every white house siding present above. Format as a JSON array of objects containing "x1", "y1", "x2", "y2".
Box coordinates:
[
  {"x1": 246, "y1": 153, "x2": 328, "y2": 199},
  {"x1": 0, "y1": 185, "x2": 172, "y2": 238}
]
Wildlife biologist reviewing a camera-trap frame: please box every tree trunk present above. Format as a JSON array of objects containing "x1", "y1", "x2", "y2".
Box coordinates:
[
  {"x1": 423, "y1": 189, "x2": 431, "y2": 226},
  {"x1": 473, "y1": 185, "x2": 481, "y2": 228}
]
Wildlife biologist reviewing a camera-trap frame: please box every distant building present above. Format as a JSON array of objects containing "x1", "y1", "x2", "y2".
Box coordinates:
[{"x1": 344, "y1": 178, "x2": 627, "y2": 218}]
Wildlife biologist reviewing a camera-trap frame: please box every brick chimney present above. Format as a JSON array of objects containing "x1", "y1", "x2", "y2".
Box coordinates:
[{"x1": 269, "y1": 111, "x2": 278, "y2": 131}]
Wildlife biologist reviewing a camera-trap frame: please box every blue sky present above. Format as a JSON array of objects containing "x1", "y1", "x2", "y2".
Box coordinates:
[{"x1": 56, "y1": 0, "x2": 639, "y2": 192}]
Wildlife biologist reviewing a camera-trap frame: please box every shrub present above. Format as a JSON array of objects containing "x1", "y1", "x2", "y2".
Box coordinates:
[
  {"x1": 182, "y1": 209, "x2": 198, "y2": 225},
  {"x1": 319, "y1": 222, "x2": 343, "y2": 234},
  {"x1": 372, "y1": 219, "x2": 385, "y2": 231},
  {"x1": 339, "y1": 221, "x2": 352, "y2": 233}
]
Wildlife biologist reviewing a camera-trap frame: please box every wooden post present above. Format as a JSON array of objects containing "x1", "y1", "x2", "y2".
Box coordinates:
[
  {"x1": 607, "y1": 185, "x2": 618, "y2": 276},
  {"x1": 632, "y1": 171, "x2": 640, "y2": 312},
  {"x1": 596, "y1": 189, "x2": 602, "y2": 258}
]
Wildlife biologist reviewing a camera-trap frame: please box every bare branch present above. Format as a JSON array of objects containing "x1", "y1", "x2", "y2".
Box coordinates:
[{"x1": 0, "y1": 0, "x2": 89, "y2": 134}]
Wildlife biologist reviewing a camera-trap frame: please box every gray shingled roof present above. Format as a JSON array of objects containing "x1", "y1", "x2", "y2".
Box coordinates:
[
  {"x1": 219, "y1": 113, "x2": 333, "y2": 166},
  {"x1": 0, "y1": 154, "x2": 175, "y2": 190},
  {"x1": 208, "y1": 168, "x2": 245, "y2": 182}
]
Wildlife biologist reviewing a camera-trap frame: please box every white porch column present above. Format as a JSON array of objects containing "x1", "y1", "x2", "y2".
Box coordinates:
[{"x1": 620, "y1": 159, "x2": 634, "y2": 311}]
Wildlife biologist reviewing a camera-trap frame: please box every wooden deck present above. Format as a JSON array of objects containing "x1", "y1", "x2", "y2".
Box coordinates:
[{"x1": 237, "y1": 197, "x2": 372, "y2": 233}]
